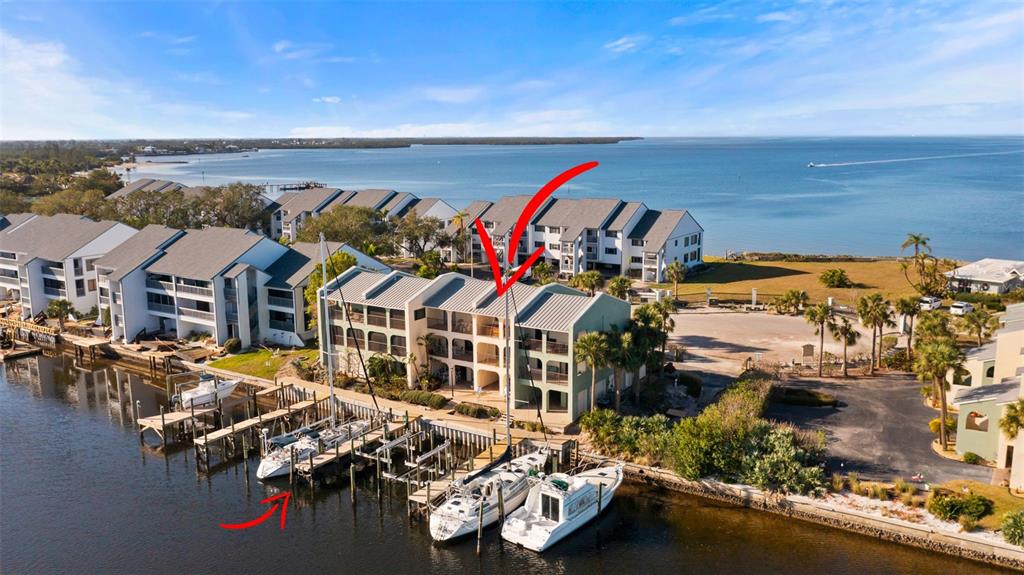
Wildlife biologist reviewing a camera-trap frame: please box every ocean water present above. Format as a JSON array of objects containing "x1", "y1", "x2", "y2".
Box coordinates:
[{"x1": 130, "y1": 137, "x2": 1024, "y2": 260}]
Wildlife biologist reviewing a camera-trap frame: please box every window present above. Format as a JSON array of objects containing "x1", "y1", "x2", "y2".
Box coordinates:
[
  {"x1": 986, "y1": 366, "x2": 996, "y2": 378},
  {"x1": 76, "y1": 279, "x2": 86, "y2": 298},
  {"x1": 534, "y1": 225, "x2": 544, "y2": 232},
  {"x1": 683, "y1": 254, "x2": 689, "y2": 263},
  {"x1": 692, "y1": 233, "x2": 699, "y2": 244},
  {"x1": 541, "y1": 494, "x2": 560, "y2": 522},
  {"x1": 605, "y1": 230, "x2": 619, "y2": 238},
  {"x1": 534, "y1": 241, "x2": 544, "y2": 248},
  {"x1": 631, "y1": 256, "x2": 642, "y2": 264},
  {"x1": 631, "y1": 239, "x2": 645, "y2": 247},
  {"x1": 604, "y1": 247, "x2": 617, "y2": 255},
  {"x1": 690, "y1": 250, "x2": 698, "y2": 261},
  {"x1": 85, "y1": 259, "x2": 96, "y2": 272},
  {"x1": 87, "y1": 279, "x2": 96, "y2": 292},
  {"x1": 414, "y1": 308, "x2": 426, "y2": 321},
  {"x1": 113, "y1": 314, "x2": 122, "y2": 327},
  {"x1": 684, "y1": 236, "x2": 690, "y2": 247},
  {"x1": 586, "y1": 247, "x2": 594, "y2": 254},
  {"x1": 548, "y1": 243, "x2": 559, "y2": 250}
]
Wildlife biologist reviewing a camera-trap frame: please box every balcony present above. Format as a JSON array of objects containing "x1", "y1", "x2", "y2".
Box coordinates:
[
  {"x1": 146, "y1": 279, "x2": 175, "y2": 292},
  {"x1": 523, "y1": 367, "x2": 544, "y2": 382},
  {"x1": 269, "y1": 319, "x2": 294, "y2": 332},
  {"x1": 43, "y1": 287, "x2": 67, "y2": 298},
  {"x1": 179, "y1": 307, "x2": 215, "y2": 322},
  {"x1": 390, "y1": 317, "x2": 406, "y2": 330},
  {"x1": 40, "y1": 265, "x2": 65, "y2": 278},
  {"x1": 546, "y1": 371, "x2": 569, "y2": 383},
  {"x1": 223, "y1": 287, "x2": 237, "y2": 299},
  {"x1": 547, "y1": 341, "x2": 569, "y2": 355},
  {"x1": 427, "y1": 317, "x2": 448, "y2": 331},
  {"x1": 147, "y1": 302, "x2": 176, "y2": 315},
  {"x1": 452, "y1": 348, "x2": 474, "y2": 362},
  {"x1": 175, "y1": 283, "x2": 213, "y2": 298},
  {"x1": 478, "y1": 353, "x2": 499, "y2": 366},
  {"x1": 477, "y1": 324, "x2": 500, "y2": 338},
  {"x1": 451, "y1": 319, "x2": 473, "y2": 334},
  {"x1": 368, "y1": 340, "x2": 388, "y2": 353},
  {"x1": 391, "y1": 345, "x2": 407, "y2": 357},
  {"x1": 98, "y1": 295, "x2": 109, "y2": 305},
  {"x1": 522, "y1": 338, "x2": 543, "y2": 351},
  {"x1": 366, "y1": 313, "x2": 388, "y2": 327},
  {"x1": 268, "y1": 295, "x2": 293, "y2": 308}
]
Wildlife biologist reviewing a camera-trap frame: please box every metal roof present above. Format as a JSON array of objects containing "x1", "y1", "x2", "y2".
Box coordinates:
[
  {"x1": 947, "y1": 258, "x2": 1024, "y2": 284},
  {"x1": 953, "y1": 381, "x2": 1020, "y2": 406},
  {"x1": 93, "y1": 225, "x2": 183, "y2": 282},
  {"x1": 0, "y1": 214, "x2": 122, "y2": 262},
  {"x1": 144, "y1": 227, "x2": 265, "y2": 280},
  {"x1": 360, "y1": 273, "x2": 432, "y2": 308},
  {"x1": 421, "y1": 275, "x2": 494, "y2": 312},
  {"x1": 627, "y1": 209, "x2": 689, "y2": 249},
  {"x1": 516, "y1": 291, "x2": 593, "y2": 332},
  {"x1": 325, "y1": 268, "x2": 392, "y2": 306}
]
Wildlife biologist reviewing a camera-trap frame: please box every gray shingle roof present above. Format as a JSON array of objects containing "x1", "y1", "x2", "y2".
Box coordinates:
[
  {"x1": 534, "y1": 198, "x2": 621, "y2": 240},
  {"x1": 953, "y1": 381, "x2": 1021, "y2": 406},
  {"x1": 516, "y1": 291, "x2": 593, "y2": 332},
  {"x1": 0, "y1": 213, "x2": 35, "y2": 231},
  {"x1": 477, "y1": 195, "x2": 533, "y2": 237},
  {"x1": 627, "y1": 209, "x2": 689, "y2": 249},
  {"x1": 265, "y1": 241, "x2": 342, "y2": 288},
  {"x1": 0, "y1": 214, "x2": 122, "y2": 261},
  {"x1": 277, "y1": 188, "x2": 345, "y2": 222},
  {"x1": 446, "y1": 200, "x2": 493, "y2": 233},
  {"x1": 93, "y1": 225, "x2": 183, "y2": 282},
  {"x1": 394, "y1": 197, "x2": 442, "y2": 219},
  {"x1": 604, "y1": 201, "x2": 643, "y2": 231},
  {"x1": 337, "y1": 189, "x2": 397, "y2": 210},
  {"x1": 107, "y1": 178, "x2": 187, "y2": 200},
  {"x1": 145, "y1": 227, "x2": 265, "y2": 280},
  {"x1": 380, "y1": 192, "x2": 412, "y2": 214}
]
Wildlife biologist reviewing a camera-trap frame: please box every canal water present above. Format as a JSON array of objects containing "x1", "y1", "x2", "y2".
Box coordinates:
[{"x1": 0, "y1": 354, "x2": 1011, "y2": 574}]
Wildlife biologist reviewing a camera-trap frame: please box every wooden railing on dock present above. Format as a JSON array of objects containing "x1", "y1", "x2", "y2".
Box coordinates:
[{"x1": 0, "y1": 317, "x2": 59, "y2": 337}]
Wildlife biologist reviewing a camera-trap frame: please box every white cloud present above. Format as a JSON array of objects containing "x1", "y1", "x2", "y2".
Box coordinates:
[
  {"x1": 176, "y1": 71, "x2": 220, "y2": 84},
  {"x1": 321, "y1": 56, "x2": 356, "y2": 63},
  {"x1": 272, "y1": 40, "x2": 292, "y2": 53},
  {"x1": 757, "y1": 11, "x2": 797, "y2": 23},
  {"x1": 422, "y1": 86, "x2": 484, "y2": 103},
  {"x1": 312, "y1": 96, "x2": 341, "y2": 104},
  {"x1": 604, "y1": 35, "x2": 647, "y2": 54},
  {"x1": 169, "y1": 35, "x2": 197, "y2": 45},
  {"x1": 670, "y1": 6, "x2": 736, "y2": 26}
]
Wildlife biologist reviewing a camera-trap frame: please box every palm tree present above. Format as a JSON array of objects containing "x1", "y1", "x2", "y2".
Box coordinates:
[
  {"x1": 901, "y1": 233, "x2": 931, "y2": 257},
  {"x1": 804, "y1": 303, "x2": 835, "y2": 377},
  {"x1": 828, "y1": 317, "x2": 861, "y2": 377},
  {"x1": 605, "y1": 327, "x2": 625, "y2": 413},
  {"x1": 665, "y1": 260, "x2": 687, "y2": 300},
  {"x1": 913, "y1": 338, "x2": 963, "y2": 451},
  {"x1": 619, "y1": 330, "x2": 646, "y2": 407},
  {"x1": 956, "y1": 309, "x2": 1000, "y2": 346},
  {"x1": 999, "y1": 400, "x2": 1024, "y2": 440},
  {"x1": 856, "y1": 293, "x2": 893, "y2": 374},
  {"x1": 569, "y1": 270, "x2": 604, "y2": 296},
  {"x1": 607, "y1": 275, "x2": 632, "y2": 300},
  {"x1": 575, "y1": 331, "x2": 610, "y2": 412},
  {"x1": 532, "y1": 260, "x2": 555, "y2": 285},
  {"x1": 652, "y1": 299, "x2": 677, "y2": 378},
  {"x1": 46, "y1": 299, "x2": 74, "y2": 331},
  {"x1": 895, "y1": 296, "x2": 919, "y2": 361}
]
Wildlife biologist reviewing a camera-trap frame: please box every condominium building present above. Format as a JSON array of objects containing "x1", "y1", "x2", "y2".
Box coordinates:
[
  {"x1": 94, "y1": 225, "x2": 387, "y2": 348},
  {"x1": 0, "y1": 214, "x2": 137, "y2": 318},
  {"x1": 319, "y1": 268, "x2": 631, "y2": 422},
  {"x1": 452, "y1": 196, "x2": 703, "y2": 282}
]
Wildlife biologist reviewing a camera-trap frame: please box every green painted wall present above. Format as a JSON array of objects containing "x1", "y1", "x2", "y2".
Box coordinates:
[{"x1": 955, "y1": 400, "x2": 1003, "y2": 462}]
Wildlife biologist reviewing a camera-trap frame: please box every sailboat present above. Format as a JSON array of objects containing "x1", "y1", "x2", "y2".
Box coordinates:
[
  {"x1": 176, "y1": 374, "x2": 239, "y2": 408},
  {"x1": 500, "y1": 464, "x2": 624, "y2": 552}
]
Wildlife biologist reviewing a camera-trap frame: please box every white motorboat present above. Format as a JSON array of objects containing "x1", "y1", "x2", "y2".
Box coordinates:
[
  {"x1": 429, "y1": 449, "x2": 547, "y2": 542},
  {"x1": 177, "y1": 375, "x2": 239, "y2": 409},
  {"x1": 501, "y1": 464, "x2": 624, "y2": 552},
  {"x1": 256, "y1": 419, "x2": 370, "y2": 480}
]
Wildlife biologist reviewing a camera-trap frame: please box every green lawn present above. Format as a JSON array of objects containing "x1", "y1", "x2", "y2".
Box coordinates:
[
  {"x1": 208, "y1": 348, "x2": 318, "y2": 380},
  {"x1": 939, "y1": 480, "x2": 1024, "y2": 531}
]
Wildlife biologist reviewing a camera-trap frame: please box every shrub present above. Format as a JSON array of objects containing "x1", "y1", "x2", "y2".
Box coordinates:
[
  {"x1": 512, "y1": 420, "x2": 548, "y2": 433},
  {"x1": 927, "y1": 491, "x2": 994, "y2": 521},
  {"x1": 928, "y1": 416, "x2": 955, "y2": 436},
  {"x1": 581, "y1": 409, "x2": 672, "y2": 463},
  {"x1": 881, "y1": 335, "x2": 898, "y2": 352},
  {"x1": 882, "y1": 349, "x2": 912, "y2": 371},
  {"x1": 893, "y1": 476, "x2": 909, "y2": 494},
  {"x1": 831, "y1": 473, "x2": 845, "y2": 492},
  {"x1": 900, "y1": 492, "x2": 914, "y2": 506},
  {"x1": 952, "y1": 291, "x2": 1006, "y2": 311},
  {"x1": 962, "y1": 452, "x2": 983, "y2": 465},
  {"x1": 455, "y1": 402, "x2": 500, "y2": 419},
  {"x1": 959, "y1": 514, "x2": 978, "y2": 532},
  {"x1": 873, "y1": 485, "x2": 890, "y2": 501},
  {"x1": 848, "y1": 472, "x2": 860, "y2": 494},
  {"x1": 774, "y1": 387, "x2": 838, "y2": 407},
  {"x1": 223, "y1": 337, "x2": 242, "y2": 354},
  {"x1": 819, "y1": 268, "x2": 852, "y2": 288},
  {"x1": 1002, "y1": 511, "x2": 1024, "y2": 546},
  {"x1": 399, "y1": 390, "x2": 449, "y2": 409}
]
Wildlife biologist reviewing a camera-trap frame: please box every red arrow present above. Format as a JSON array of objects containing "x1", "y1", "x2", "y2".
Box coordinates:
[
  {"x1": 476, "y1": 161, "x2": 599, "y2": 296},
  {"x1": 219, "y1": 492, "x2": 290, "y2": 531}
]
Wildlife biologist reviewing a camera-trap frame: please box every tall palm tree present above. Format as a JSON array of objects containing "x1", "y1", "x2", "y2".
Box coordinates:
[
  {"x1": 857, "y1": 293, "x2": 894, "y2": 373},
  {"x1": 956, "y1": 309, "x2": 1000, "y2": 346},
  {"x1": 665, "y1": 260, "x2": 687, "y2": 300},
  {"x1": 607, "y1": 275, "x2": 632, "y2": 300},
  {"x1": 901, "y1": 233, "x2": 931, "y2": 257},
  {"x1": 828, "y1": 317, "x2": 861, "y2": 377},
  {"x1": 532, "y1": 260, "x2": 555, "y2": 285},
  {"x1": 569, "y1": 270, "x2": 604, "y2": 296},
  {"x1": 1000, "y1": 400, "x2": 1024, "y2": 440},
  {"x1": 575, "y1": 331, "x2": 610, "y2": 412},
  {"x1": 652, "y1": 299, "x2": 677, "y2": 378},
  {"x1": 46, "y1": 299, "x2": 74, "y2": 331},
  {"x1": 605, "y1": 327, "x2": 625, "y2": 413},
  {"x1": 619, "y1": 330, "x2": 646, "y2": 407},
  {"x1": 895, "y1": 296, "x2": 919, "y2": 361},
  {"x1": 913, "y1": 338, "x2": 963, "y2": 451},
  {"x1": 804, "y1": 303, "x2": 835, "y2": 377}
]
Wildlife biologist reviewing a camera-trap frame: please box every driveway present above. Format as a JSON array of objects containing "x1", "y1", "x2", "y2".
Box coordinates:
[{"x1": 765, "y1": 373, "x2": 992, "y2": 484}]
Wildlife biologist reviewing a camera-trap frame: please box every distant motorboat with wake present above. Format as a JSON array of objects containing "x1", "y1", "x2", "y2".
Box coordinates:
[{"x1": 501, "y1": 464, "x2": 623, "y2": 552}]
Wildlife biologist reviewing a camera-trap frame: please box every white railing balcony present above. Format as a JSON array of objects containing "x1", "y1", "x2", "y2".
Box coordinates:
[
  {"x1": 147, "y1": 302, "x2": 176, "y2": 315},
  {"x1": 179, "y1": 307, "x2": 215, "y2": 322},
  {"x1": 175, "y1": 283, "x2": 213, "y2": 298},
  {"x1": 41, "y1": 266, "x2": 65, "y2": 278},
  {"x1": 43, "y1": 287, "x2": 67, "y2": 298},
  {"x1": 146, "y1": 279, "x2": 175, "y2": 292},
  {"x1": 546, "y1": 371, "x2": 569, "y2": 383},
  {"x1": 267, "y1": 295, "x2": 294, "y2": 308},
  {"x1": 268, "y1": 319, "x2": 294, "y2": 332}
]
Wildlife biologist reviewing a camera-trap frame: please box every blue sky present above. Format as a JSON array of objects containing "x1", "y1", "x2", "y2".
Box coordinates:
[{"x1": 1, "y1": 1, "x2": 1021, "y2": 139}]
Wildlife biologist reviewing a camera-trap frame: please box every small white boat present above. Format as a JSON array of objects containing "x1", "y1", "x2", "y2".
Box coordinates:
[
  {"x1": 177, "y1": 375, "x2": 239, "y2": 409},
  {"x1": 256, "y1": 420, "x2": 370, "y2": 480},
  {"x1": 501, "y1": 464, "x2": 623, "y2": 552},
  {"x1": 429, "y1": 449, "x2": 547, "y2": 542}
]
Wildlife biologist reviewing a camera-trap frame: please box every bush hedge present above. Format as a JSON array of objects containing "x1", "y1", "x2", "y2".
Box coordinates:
[
  {"x1": 455, "y1": 402, "x2": 500, "y2": 419},
  {"x1": 223, "y1": 337, "x2": 242, "y2": 354},
  {"x1": 399, "y1": 390, "x2": 449, "y2": 409},
  {"x1": 927, "y1": 491, "x2": 994, "y2": 521},
  {"x1": 773, "y1": 387, "x2": 838, "y2": 407},
  {"x1": 1002, "y1": 510, "x2": 1024, "y2": 546},
  {"x1": 819, "y1": 268, "x2": 853, "y2": 288},
  {"x1": 962, "y1": 452, "x2": 983, "y2": 465},
  {"x1": 951, "y1": 292, "x2": 1006, "y2": 311}
]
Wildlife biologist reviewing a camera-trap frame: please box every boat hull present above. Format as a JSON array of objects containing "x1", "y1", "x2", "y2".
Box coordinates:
[{"x1": 429, "y1": 482, "x2": 531, "y2": 542}]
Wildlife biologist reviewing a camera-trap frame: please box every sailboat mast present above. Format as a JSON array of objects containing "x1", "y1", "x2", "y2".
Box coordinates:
[
  {"x1": 503, "y1": 236, "x2": 512, "y2": 446},
  {"x1": 319, "y1": 233, "x2": 336, "y2": 421}
]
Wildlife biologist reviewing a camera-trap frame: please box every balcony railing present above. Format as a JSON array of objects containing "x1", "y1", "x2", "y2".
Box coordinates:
[
  {"x1": 546, "y1": 371, "x2": 569, "y2": 383},
  {"x1": 223, "y1": 287, "x2": 237, "y2": 299},
  {"x1": 175, "y1": 283, "x2": 213, "y2": 298},
  {"x1": 452, "y1": 349, "x2": 473, "y2": 362},
  {"x1": 391, "y1": 345, "x2": 407, "y2": 357},
  {"x1": 268, "y1": 295, "x2": 293, "y2": 308},
  {"x1": 547, "y1": 341, "x2": 569, "y2": 355},
  {"x1": 478, "y1": 353, "x2": 499, "y2": 366},
  {"x1": 366, "y1": 314, "x2": 388, "y2": 327},
  {"x1": 523, "y1": 367, "x2": 544, "y2": 382},
  {"x1": 43, "y1": 287, "x2": 67, "y2": 298},
  {"x1": 368, "y1": 340, "x2": 388, "y2": 353},
  {"x1": 347, "y1": 311, "x2": 365, "y2": 323},
  {"x1": 179, "y1": 307, "x2": 215, "y2": 322},
  {"x1": 390, "y1": 318, "x2": 406, "y2": 330},
  {"x1": 40, "y1": 266, "x2": 65, "y2": 278},
  {"x1": 477, "y1": 324, "x2": 499, "y2": 337},
  {"x1": 146, "y1": 279, "x2": 174, "y2": 292},
  {"x1": 147, "y1": 302, "x2": 176, "y2": 315},
  {"x1": 451, "y1": 320, "x2": 473, "y2": 334},
  {"x1": 269, "y1": 319, "x2": 294, "y2": 332},
  {"x1": 522, "y1": 338, "x2": 543, "y2": 351},
  {"x1": 427, "y1": 317, "x2": 448, "y2": 330}
]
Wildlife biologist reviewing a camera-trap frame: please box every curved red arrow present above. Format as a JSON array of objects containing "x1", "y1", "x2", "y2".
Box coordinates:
[
  {"x1": 477, "y1": 161, "x2": 599, "y2": 296},
  {"x1": 220, "y1": 492, "x2": 290, "y2": 531}
]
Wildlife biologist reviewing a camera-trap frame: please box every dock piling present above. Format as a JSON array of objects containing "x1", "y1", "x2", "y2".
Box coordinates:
[{"x1": 476, "y1": 496, "x2": 484, "y2": 556}]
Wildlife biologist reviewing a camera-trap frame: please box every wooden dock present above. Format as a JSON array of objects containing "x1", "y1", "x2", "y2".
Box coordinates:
[
  {"x1": 193, "y1": 398, "x2": 324, "y2": 449},
  {"x1": 294, "y1": 417, "x2": 415, "y2": 477},
  {"x1": 137, "y1": 405, "x2": 219, "y2": 442},
  {"x1": 406, "y1": 437, "x2": 523, "y2": 509}
]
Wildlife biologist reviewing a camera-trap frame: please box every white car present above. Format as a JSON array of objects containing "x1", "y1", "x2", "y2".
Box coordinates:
[
  {"x1": 919, "y1": 296, "x2": 942, "y2": 311},
  {"x1": 950, "y1": 301, "x2": 974, "y2": 316}
]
